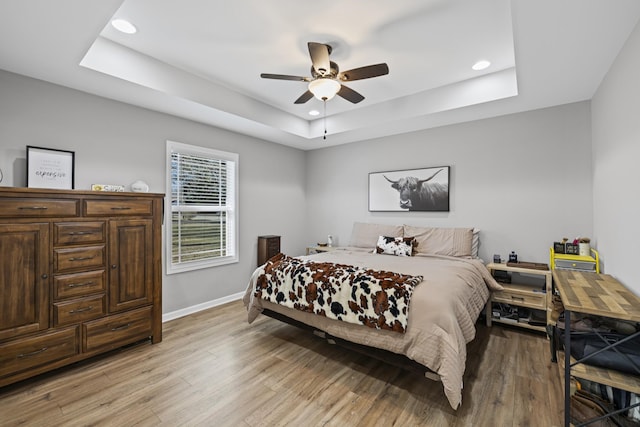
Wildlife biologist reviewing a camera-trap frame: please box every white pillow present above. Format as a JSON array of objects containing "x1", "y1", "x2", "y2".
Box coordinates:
[
  {"x1": 374, "y1": 236, "x2": 415, "y2": 257},
  {"x1": 471, "y1": 228, "x2": 480, "y2": 258},
  {"x1": 349, "y1": 222, "x2": 403, "y2": 248}
]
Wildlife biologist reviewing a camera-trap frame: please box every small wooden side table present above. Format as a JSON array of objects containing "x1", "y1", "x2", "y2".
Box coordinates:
[{"x1": 485, "y1": 262, "x2": 551, "y2": 332}]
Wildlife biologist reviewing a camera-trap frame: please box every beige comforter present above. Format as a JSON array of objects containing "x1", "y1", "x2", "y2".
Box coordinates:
[{"x1": 243, "y1": 248, "x2": 502, "y2": 409}]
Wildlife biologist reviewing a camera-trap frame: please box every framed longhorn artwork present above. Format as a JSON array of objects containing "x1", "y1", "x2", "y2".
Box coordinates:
[{"x1": 368, "y1": 166, "x2": 450, "y2": 212}]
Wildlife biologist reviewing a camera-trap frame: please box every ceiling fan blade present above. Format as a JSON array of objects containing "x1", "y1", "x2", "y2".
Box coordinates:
[
  {"x1": 261, "y1": 73, "x2": 310, "y2": 82},
  {"x1": 338, "y1": 63, "x2": 389, "y2": 82},
  {"x1": 294, "y1": 90, "x2": 314, "y2": 104},
  {"x1": 337, "y1": 85, "x2": 365, "y2": 104},
  {"x1": 308, "y1": 42, "x2": 331, "y2": 76}
]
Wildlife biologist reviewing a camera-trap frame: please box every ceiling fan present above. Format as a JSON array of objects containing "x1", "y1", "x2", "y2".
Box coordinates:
[{"x1": 261, "y1": 42, "x2": 389, "y2": 104}]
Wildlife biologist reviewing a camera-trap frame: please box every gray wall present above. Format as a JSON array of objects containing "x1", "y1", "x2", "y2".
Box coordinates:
[
  {"x1": 592, "y1": 20, "x2": 640, "y2": 295},
  {"x1": 305, "y1": 102, "x2": 593, "y2": 265},
  {"x1": 3, "y1": 26, "x2": 638, "y2": 316},
  {"x1": 0, "y1": 70, "x2": 308, "y2": 315}
]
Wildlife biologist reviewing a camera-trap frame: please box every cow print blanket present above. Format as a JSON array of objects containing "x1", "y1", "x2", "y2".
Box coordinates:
[{"x1": 254, "y1": 253, "x2": 423, "y2": 333}]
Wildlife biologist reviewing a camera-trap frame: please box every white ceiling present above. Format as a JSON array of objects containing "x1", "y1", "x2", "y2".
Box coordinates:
[{"x1": 1, "y1": 0, "x2": 639, "y2": 150}]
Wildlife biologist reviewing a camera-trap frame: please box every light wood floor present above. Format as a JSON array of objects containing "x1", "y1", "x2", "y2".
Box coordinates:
[{"x1": 0, "y1": 300, "x2": 563, "y2": 426}]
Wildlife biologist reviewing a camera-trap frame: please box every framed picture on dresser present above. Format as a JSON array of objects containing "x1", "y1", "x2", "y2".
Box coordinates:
[{"x1": 26, "y1": 145, "x2": 75, "y2": 189}]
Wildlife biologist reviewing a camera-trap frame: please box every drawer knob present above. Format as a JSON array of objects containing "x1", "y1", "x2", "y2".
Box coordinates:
[
  {"x1": 17, "y1": 206, "x2": 48, "y2": 210},
  {"x1": 41, "y1": 274, "x2": 48, "y2": 279},
  {"x1": 111, "y1": 264, "x2": 117, "y2": 269},
  {"x1": 18, "y1": 347, "x2": 48, "y2": 358},
  {"x1": 111, "y1": 207, "x2": 132, "y2": 211}
]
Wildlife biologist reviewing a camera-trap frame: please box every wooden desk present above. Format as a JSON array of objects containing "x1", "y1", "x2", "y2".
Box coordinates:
[
  {"x1": 553, "y1": 270, "x2": 640, "y2": 426},
  {"x1": 554, "y1": 270, "x2": 640, "y2": 321}
]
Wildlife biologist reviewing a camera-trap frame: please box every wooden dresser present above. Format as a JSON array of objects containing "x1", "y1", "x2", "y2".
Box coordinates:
[
  {"x1": 0, "y1": 187, "x2": 163, "y2": 387},
  {"x1": 257, "y1": 235, "x2": 280, "y2": 267}
]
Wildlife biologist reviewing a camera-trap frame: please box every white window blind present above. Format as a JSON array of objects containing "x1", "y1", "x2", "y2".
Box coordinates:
[{"x1": 166, "y1": 141, "x2": 238, "y2": 274}]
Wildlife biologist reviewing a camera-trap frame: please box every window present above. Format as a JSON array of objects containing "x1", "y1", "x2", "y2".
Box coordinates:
[{"x1": 166, "y1": 141, "x2": 238, "y2": 274}]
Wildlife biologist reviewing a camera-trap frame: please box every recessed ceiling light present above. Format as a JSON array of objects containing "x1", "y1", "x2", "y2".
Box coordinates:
[
  {"x1": 111, "y1": 18, "x2": 137, "y2": 34},
  {"x1": 472, "y1": 60, "x2": 491, "y2": 71},
  {"x1": 309, "y1": 110, "x2": 320, "y2": 116}
]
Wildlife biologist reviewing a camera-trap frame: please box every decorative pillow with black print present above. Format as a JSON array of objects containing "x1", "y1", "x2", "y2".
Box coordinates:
[{"x1": 375, "y1": 235, "x2": 415, "y2": 257}]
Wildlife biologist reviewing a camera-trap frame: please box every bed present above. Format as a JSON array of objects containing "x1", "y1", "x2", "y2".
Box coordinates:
[{"x1": 243, "y1": 223, "x2": 502, "y2": 409}]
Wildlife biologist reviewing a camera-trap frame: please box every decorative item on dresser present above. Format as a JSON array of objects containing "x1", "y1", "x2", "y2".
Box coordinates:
[
  {"x1": 26, "y1": 146, "x2": 76, "y2": 190},
  {"x1": 0, "y1": 187, "x2": 163, "y2": 387},
  {"x1": 257, "y1": 235, "x2": 280, "y2": 267}
]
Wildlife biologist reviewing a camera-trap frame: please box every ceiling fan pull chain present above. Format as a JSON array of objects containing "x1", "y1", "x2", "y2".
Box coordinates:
[{"x1": 323, "y1": 100, "x2": 327, "y2": 140}]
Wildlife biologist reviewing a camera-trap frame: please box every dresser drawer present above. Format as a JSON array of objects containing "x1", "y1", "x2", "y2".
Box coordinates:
[
  {"x1": 0, "y1": 198, "x2": 79, "y2": 217},
  {"x1": 492, "y1": 289, "x2": 545, "y2": 309},
  {"x1": 83, "y1": 306, "x2": 152, "y2": 353},
  {"x1": 53, "y1": 295, "x2": 106, "y2": 326},
  {"x1": 555, "y1": 259, "x2": 596, "y2": 271},
  {"x1": 0, "y1": 327, "x2": 79, "y2": 378},
  {"x1": 84, "y1": 199, "x2": 153, "y2": 216},
  {"x1": 54, "y1": 221, "x2": 105, "y2": 245},
  {"x1": 54, "y1": 270, "x2": 106, "y2": 300},
  {"x1": 267, "y1": 240, "x2": 280, "y2": 253},
  {"x1": 54, "y1": 245, "x2": 105, "y2": 272}
]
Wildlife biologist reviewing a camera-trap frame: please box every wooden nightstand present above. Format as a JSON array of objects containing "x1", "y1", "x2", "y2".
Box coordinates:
[
  {"x1": 485, "y1": 262, "x2": 552, "y2": 332},
  {"x1": 306, "y1": 245, "x2": 336, "y2": 255}
]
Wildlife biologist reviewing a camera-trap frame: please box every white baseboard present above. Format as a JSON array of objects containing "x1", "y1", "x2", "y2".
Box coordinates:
[{"x1": 162, "y1": 291, "x2": 244, "y2": 323}]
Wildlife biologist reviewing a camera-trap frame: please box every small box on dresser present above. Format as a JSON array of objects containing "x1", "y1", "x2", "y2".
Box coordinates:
[{"x1": 0, "y1": 187, "x2": 163, "y2": 387}]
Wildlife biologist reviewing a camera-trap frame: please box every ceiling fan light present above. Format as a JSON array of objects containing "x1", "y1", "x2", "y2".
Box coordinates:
[{"x1": 308, "y1": 78, "x2": 341, "y2": 101}]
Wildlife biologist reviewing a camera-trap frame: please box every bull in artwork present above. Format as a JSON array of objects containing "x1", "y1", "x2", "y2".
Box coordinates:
[{"x1": 384, "y1": 168, "x2": 449, "y2": 211}]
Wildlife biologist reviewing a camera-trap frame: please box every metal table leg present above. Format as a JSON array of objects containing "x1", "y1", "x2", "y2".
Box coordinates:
[{"x1": 564, "y1": 309, "x2": 571, "y2": 427}]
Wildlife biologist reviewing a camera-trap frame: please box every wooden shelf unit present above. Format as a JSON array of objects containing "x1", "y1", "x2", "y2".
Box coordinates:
[
  {"x1": 550, "y1": 247, "x2": 599, "y2": 273},
  {"x1": 553, "y1": 269, "x2": 640, "y2": 426},
  {"x1": 486, "y1": 262, "x2": 552, "y2": 332},
  {"x1": 558, "y1": 352, "x2": 640, "y2": 395}
]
